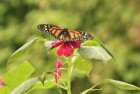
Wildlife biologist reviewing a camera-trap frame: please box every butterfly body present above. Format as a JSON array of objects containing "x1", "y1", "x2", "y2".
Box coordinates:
[{"x1": 37, "y1": 24, "x2": 93, "y2": 41}]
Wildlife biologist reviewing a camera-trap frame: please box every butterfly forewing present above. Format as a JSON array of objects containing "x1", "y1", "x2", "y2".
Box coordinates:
[
  {"x1": 81, "y1": 32, "x2": 93, "y2": 40},
  {"x1": 38, "y1": 24, "x2": 63, "y2": 37},
  {"x1": 37, "y1": 24, "x2": 49, "y2": 32},
  {"x1": 68, "y1": 30, "x2": 83, "y2": 40},
  {"x1": 37, "y1": 24, "x2": 93, "y2": 41}
]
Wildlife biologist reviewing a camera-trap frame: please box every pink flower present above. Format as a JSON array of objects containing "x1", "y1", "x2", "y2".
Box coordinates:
[
  {"x1": 52, "y1": 40, "x2": 81, "y2": 57},
  {"x1": 0, "y1": 78, "x2": 2, "y2": 89},
  {"x1": 56, "y1": 59, "x2": 63, "y2": 68},
  {"x1": 55, "y1": 59, "x2": 63, "y2": 84},
  {"x1": 55, "y1": 69, "x2": 61, "y2": 84}
]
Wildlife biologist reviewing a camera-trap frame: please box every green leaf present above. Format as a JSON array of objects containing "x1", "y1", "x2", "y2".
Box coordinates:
[
  {"x1": 11, "y1": 78, "x2": 38, "y2": 94},
  {"x1": 39, "y1": 72, "x2": 46, "y2": 85},
  {"x1": 72, "y1": 55, "x2": 92, "y2": 76},
  {"x1": 100, "y1": 42, "x2": 115, "y2": 61},
  {"x1": 96, "y1": 79, "x2": 140, "y2": 90},
  {"x1": 8, "y1": 36, "x2": 45, "y2": 63},
  {"x1": 78, "y1": 46, "x2": 112, "y2": 63},
  {"x1": 81, "y1": 38, "x2": 115, "y2": 62},
  {"x1": 81, "y1": 79, "x2": 140, "y2": 94},
  {"x1": 104, "y1": 79, "x2": 140, "y2": 90},
  {"x1": 82, "y1": 38, "x2": 101, "y2": 46},
  {"x1": 0, "y1": 86, "x2": 11, "y2": 94},
  {"x1": 3, "y1": 61, "x2": 35, "y2": 90},
  {"x1": 31, "y1": 79, "x2": 55, "y2": 90}
]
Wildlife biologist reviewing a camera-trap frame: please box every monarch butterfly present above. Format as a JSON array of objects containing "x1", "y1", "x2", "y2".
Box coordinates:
[{"x1": 37, "y1": 24, "x2": 93, "y2": 41}]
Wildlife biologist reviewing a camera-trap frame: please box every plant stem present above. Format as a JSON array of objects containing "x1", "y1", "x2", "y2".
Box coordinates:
[
  {"x1": 80, "y1": 80, "x2": 104, "y2": 94},
  {"x1": 67, "y1": 60, "x2": 72, "y2": 94}
]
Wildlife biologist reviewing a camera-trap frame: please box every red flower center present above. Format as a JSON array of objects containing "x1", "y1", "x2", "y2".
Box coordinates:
[{"x1": 52, "y1": 41, "x2": 81, "y2": 57}]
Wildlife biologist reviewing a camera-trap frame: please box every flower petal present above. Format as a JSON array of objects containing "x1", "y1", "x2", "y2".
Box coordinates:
[
  {"x1": 57, "y1": 42, "x2": 73, "y2": 57},
  {"x1": 0, "y1": 78, "x2": 2, "y2": 89},
  {"x1": 56, "y1": 59, "x2": 63, "y2": 68},
  {"x1": 55, "y1": 69, "x2": 61, "y2": 83},
  {"x1": 52, "y1": 41, "x2": 63, "y2": 48},
  {"x1": 57, "y1": 43, "x2": 65, "y2": 56},
  {"x1": 69, "y1": 40, "x2": 81, "y2": 48},
  {"x1": 64, "y1": 43, "x2": 74, "y2": 56}
]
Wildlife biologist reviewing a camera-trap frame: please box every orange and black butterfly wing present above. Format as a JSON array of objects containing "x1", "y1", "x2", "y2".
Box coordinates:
[
  {"x1": 56, "y1": 29, "x2": 93, "y2": 41},
  {"x1": 37, "y1": 24, "x2": 93, "y2": 41},
  {"x1": 68, "y1": 30, "x2": 93, "y2": 41},
  {"x1": 37, "y1": 24, "x2": 74, "y2": 41},
  {"x1": 67, "y1": 30, "x2": 82, "y2": 41},
  {"x1": 37, "y1": 24, "x2": 64, "y2": 39}
]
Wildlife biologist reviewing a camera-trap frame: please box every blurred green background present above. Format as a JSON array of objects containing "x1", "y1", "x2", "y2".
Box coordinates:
[{"x1": 0, "y1": 0, "x2": 140, "y2": 94}]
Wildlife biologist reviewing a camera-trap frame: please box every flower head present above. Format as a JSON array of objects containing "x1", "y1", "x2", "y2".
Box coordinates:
[
  {"x1": 52, "y1": 40, "x2": 81, "y2": 57},
  {"x1": 55, "y1": 59, "x2": 63, "y2": 84},
  {"x1": 0, "y1": 77, "x2": 2, "y2": 89}
]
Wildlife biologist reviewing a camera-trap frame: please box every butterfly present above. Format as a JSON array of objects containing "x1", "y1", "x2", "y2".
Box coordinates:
[{"x1": 37, "y1": 24, "x2": 93, "y2": 41}]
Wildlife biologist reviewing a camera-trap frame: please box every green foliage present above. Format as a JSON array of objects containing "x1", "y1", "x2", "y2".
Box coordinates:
[
  {"x1": 72, "y1": 55, "x2": 92, "y2": 76},
  {"x1": 81, "y1": 38, "x2": 101, "y2": 46},
  {"x1": 80, "y1": 38, "x2": 115, "y2": 62},
  {"x1": 0, "y1": 86, "x2": 11, "y2": 94},
  {"x1": 78, "y1": 46, "x2": 112, "y2": 63},
  {"x1": 3, "y1": 61, "x2": 35, "y2": 90},
  {"x1": 11, "y1": 78, "x2": 38, "y2": 94},
  {"x1": 31, "y1": 80, "x2": 55, "y2": 90},
  {"x1": 8, "y1": 37, "x2": 45, "y2": 63},
  {"x1": 95, "y1": 79, "x2": 140, "y2": 90},
  {"x1": 1, "y1": 60, "x2": 56, "y2": 94},
  {"x1": 10, "y1": 78, "x2": 55, "y2": 94},
  {"x1": 102, "y1": 79, "x2": 140, "y2": 90},
  {"x1": 81, "y1": 79, "x2": 140, "y2": 94}
]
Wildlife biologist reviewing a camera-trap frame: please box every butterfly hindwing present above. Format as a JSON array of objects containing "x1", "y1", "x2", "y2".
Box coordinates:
[{"x1": 37, "y1": 24, "x2": 93, "y2": 41}]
